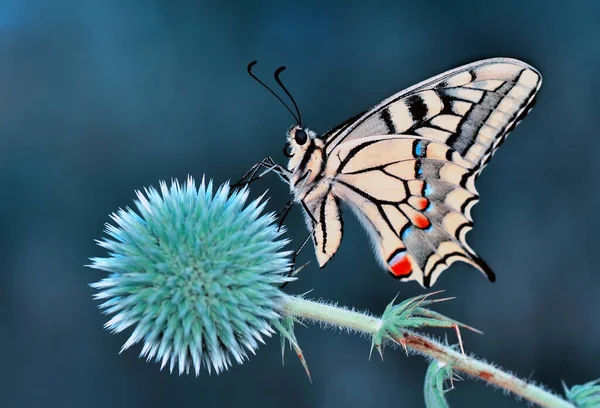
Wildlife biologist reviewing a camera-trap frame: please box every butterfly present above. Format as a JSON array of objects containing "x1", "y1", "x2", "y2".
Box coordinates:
[{"x1": 235, "y1": 58, "x2": 542, "y2": 288}]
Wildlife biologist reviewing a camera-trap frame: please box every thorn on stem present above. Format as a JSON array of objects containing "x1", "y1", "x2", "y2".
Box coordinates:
[
  {"x1": 400, "y1": 338, "x2": 408, "y2": 356},
  {"x1": 452, "y1": 323, "x2": 467, "y2": 364}
]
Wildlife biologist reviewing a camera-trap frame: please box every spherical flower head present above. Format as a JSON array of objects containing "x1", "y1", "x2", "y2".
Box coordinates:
[{"x1": 89, "y1": 176, "x2": 292, "y2": 375}]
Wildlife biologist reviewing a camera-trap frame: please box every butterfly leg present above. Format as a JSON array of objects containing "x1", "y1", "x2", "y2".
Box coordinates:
[
  {"x1": 280, "y1": 230, "x2": 313, "y2": 288},
  {"x1": 232, "y1": 157, "x2": 291, "y2": 189},
  {"x1": 275, "y1": 199, "x2": 295, "y2": 231},
  {"x1": 257, "y1": 162, "x2": 291, "y2": 185},
  {"x1": 232, "y1": 157, "x2": 274, "y2": 188},
  {"x1": 232, "y1": 162, "x2": 263, "y2": 189},
  {"x1": 290, "y1": 230, "x2": 313, "y2": 276},
  {"x1": 274, "y1": 171, "x2": 317, "y2": 229}
]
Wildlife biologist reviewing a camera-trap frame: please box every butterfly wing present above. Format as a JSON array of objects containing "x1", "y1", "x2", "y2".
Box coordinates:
[
  {"x1": 325, "y1": 58, "x2": 541, "y2": 174},
  {"x1": 302, "y1": 191, "x2": 344, "y2": 268},
  {"x1": 324, "y1": 58, "x2": 541, "y2": 287}
]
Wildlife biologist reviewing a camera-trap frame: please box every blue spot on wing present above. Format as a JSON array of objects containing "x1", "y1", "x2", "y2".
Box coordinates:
[
  {"x1": 415, "y1": 142, "x2": 423, "y2": 157},
  {"x1": 424, "y1": 183, "x2": 433, "y2": 196}
]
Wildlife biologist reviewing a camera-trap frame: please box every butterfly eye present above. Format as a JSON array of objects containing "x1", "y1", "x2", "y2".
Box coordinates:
[
  {"x1": 283, "y1": 142, "x2": 294, "y2": 158},
  {"x1": 294, "y1": 129, "x2": 308, "y2": 145}
]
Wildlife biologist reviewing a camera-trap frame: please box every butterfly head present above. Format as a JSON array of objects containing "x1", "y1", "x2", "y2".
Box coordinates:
[
  {"x1": 283, "y1": 126, "x2": 318, "y2": 158},
  {"x1": 284, "y1": 125, "x2": 324, "y2": 185}
]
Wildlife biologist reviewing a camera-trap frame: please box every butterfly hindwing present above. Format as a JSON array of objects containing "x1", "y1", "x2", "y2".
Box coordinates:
[{"x1": 330, "y1": 135, "x2": 492, "y2": 287}]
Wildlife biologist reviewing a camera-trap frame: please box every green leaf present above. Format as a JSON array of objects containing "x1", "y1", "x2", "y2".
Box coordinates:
[
  {"x1": 272, "y1": 316, "x2": 312, "y2": 383},
  {"x1": 563, "y1": 378, "x2": 600, "y2": 407},
  {"x1": 370, "y1": 291, "x2": 480, "y2": 358},
  {"x1": 424, "y1": 359, "x2": 454, "y2": 408}
]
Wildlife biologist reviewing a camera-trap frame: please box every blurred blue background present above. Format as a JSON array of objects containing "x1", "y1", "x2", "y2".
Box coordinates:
[{"x1": 1, "y1": 0, "x2": 599, "y2": 407}]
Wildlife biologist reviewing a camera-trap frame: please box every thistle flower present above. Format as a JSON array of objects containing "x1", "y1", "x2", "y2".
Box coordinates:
[{"x1": 88, "y1": 176, "x2": 292, "y2": 375}]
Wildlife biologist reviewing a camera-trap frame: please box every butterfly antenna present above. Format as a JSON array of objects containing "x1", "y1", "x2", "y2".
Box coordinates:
[
  {"x1": 274, "y1": 66, "x2": 302, "y2": 127},
  {"x1": 247, "y1": 61, "x2": 299, "y2": 124}
]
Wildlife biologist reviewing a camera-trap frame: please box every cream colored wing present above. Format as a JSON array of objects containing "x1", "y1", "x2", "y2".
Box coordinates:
[{"x1": 324, "y1": 58, "x2": 541, "y2": 177}]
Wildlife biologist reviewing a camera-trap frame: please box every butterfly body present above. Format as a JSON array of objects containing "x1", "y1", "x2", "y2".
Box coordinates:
[{"x1": 245, "y1": 58, "x2": 541, "y2": 288}]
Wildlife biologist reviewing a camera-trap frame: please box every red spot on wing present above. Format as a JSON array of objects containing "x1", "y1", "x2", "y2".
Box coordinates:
[
  {"x1": 416, "y1": 198, "x2": 429, "y2": 211},
  {"x1": 413, "y1": 213, "x2": 431, "y2": 229},
  {"x1": 390, "y1": 255, "x2": 412, "y2": 277}
]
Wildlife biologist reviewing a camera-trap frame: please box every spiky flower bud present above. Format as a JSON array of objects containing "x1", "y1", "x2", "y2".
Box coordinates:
[{"x1": 89, "y1": 177, "x2": 292, "y2": 375}]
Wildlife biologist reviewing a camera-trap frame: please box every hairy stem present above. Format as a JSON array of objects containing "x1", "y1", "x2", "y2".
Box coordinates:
[{"x1": 279, "y1": 295, "x2": 574, "y2": 408}]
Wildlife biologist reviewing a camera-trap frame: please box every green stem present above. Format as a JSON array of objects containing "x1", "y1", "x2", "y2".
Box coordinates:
[{"x1": 279, "y1": 295, "x2": 574, "y2": 408}]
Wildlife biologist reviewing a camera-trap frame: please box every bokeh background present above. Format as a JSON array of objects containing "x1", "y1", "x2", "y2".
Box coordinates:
[{"x1": 1, "y1": 1, "x2": 599, "y2": 407}]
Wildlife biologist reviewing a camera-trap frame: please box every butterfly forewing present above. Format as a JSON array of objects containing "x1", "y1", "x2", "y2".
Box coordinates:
[{"x1": 325, "y1": 58, "x2": 541, "y2": 171}]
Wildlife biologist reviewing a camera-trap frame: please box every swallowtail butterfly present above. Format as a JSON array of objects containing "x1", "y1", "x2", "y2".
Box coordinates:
[{"x1": 236, "y1": 58, "x2": 541, "y2": 288}]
